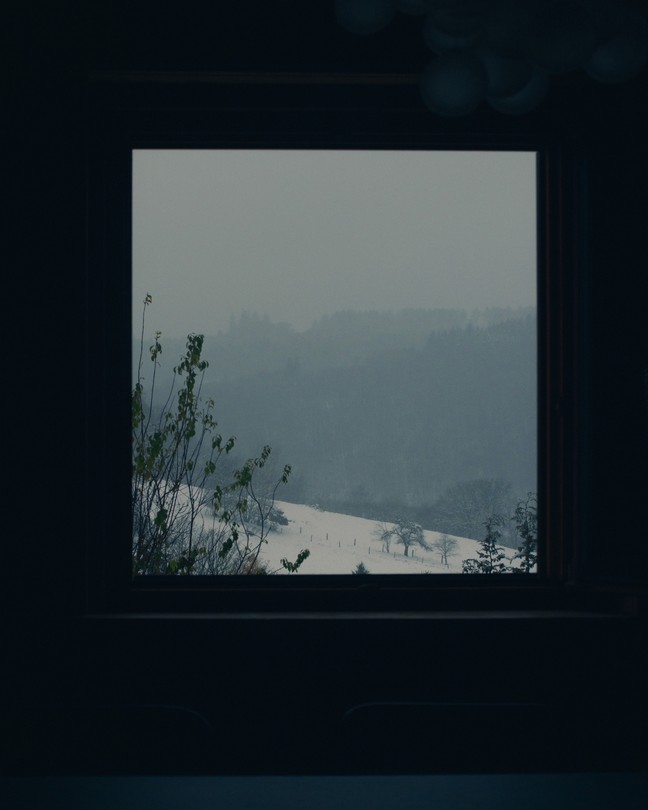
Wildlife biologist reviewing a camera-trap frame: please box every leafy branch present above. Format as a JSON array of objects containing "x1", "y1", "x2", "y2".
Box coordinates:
[{"x1": 132, "y1": 294, "x2": 309, "y2": 576}]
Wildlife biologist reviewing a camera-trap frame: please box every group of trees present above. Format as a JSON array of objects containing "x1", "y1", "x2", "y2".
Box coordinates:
[
  {"x1": 419, "y1": 478, "x2": 519, "y2": 544},
  {"x1": 461, "y1": 493, "x2": 538, "y2": 573},
  {"x1": 132, "y1": 295, "x2": 309, "y2": 576},
  {"x1": 373, "y1": 516, "x2": 428, "y2": 558},
  {"x1": 367, "y1": 492, "x2": 538, "y2": 573}
]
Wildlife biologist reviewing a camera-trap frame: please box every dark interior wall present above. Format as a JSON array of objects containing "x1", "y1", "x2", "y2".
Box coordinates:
[
  {"x1": 584, "y1": 147, "x2": 648, "y2": 578},
  {"x1": 6, "y1": 0, "x2": 648, "y2": 777}
]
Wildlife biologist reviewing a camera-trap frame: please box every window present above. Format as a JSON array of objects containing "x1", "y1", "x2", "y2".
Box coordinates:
[
  {"x1": 86, "y1": 75, "x2": 579, "y2": 613},
  {"x1": 132, "y1": 148, "x2": 537, "y2": 579}
]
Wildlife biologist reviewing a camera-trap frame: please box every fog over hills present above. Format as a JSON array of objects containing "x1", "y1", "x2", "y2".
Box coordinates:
[
  {"x1": 134, "y1": 306, "x2": 536, "y2": 540},
  {"x1": 138, "y1": 305, "x2": 534, "y2": 382}
]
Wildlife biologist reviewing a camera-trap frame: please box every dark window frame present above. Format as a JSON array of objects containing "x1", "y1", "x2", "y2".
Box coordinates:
[{"x1": 84, "y1": 73, "x2": 613, "y2": 617}]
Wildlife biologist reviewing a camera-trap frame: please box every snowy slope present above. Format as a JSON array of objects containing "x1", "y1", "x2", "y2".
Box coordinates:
[{"x1": 257, "y1": 501, "x2": 489, "y2": 575}]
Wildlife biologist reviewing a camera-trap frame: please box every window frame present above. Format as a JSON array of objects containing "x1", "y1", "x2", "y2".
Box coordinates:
[{"x1": 84, "y1": 72, "x2": 602, "y2": 617}]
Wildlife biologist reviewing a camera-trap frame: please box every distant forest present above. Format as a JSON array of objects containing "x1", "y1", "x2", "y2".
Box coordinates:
[{"x1": 136, "y1": 306, "x2": 536, "y2": 542}]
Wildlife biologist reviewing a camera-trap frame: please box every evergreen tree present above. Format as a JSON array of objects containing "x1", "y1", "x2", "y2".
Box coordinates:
[
  {"x1": 511, "y1": 493, "x2": 538, "y2": 572},
  {"x1": 462, "y1": 516, "x2": 510, "y2": 574}
]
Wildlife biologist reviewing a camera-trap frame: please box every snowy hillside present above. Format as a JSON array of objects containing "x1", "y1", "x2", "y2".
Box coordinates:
[{"x1": 258, "y1": 501, "x2": 491, "y2": 575}]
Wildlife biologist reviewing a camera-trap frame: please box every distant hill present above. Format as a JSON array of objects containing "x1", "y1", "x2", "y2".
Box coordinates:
[{"x1": 133, "y1": 306, "x2": 537, "y2": 520}]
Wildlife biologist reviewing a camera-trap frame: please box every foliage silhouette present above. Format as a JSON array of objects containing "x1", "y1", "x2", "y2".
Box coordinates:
[{"x1": 132, "y1": 294, "x2": 309, "y2": 575}]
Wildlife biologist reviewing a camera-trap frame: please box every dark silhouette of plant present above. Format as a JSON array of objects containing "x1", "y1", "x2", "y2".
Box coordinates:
[
  {"x1": 372, "y1": 520, "x2": 394, "y2": 553},
  {"x1": 132, "y1": 294, "x2": 309, "y2": 575},
  {"x1": 432, "y1": 533, "x2": 459, "y2": 567},
  {"x1": 371, "y1": 516, "x2": 429, "y2": 558},
  {"x1": 462, "y1": 515, "x2": 510, "y2": 574},
  {"x1": 511, "y1": 492, "x2": 537, "y2": 572}
]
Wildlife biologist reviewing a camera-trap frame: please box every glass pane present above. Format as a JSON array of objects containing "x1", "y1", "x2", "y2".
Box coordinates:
[{"x1": 132, "y1": 150, "x2": 537, "y2": 576}]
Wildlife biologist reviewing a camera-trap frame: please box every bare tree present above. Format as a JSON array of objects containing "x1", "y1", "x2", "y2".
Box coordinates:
[
  {"x1": 392, "y1": 516, "x2": 428, "y2": 558},
  {"x1": 431, "y1": 533, "x2": 459, "y2": 567},
  {"x1": 372, "y1": 520, "x2": 394, "y2": 553}
]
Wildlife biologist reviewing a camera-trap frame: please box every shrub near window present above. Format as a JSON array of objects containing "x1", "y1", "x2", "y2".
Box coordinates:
[{"x1": 131, "y1": 295, "x2": 309, "y2": 576}]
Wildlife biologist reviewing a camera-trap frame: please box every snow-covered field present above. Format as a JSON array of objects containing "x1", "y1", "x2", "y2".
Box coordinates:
[{"x1": 258, "y1": 501, "x2": 486, "y2": 575}]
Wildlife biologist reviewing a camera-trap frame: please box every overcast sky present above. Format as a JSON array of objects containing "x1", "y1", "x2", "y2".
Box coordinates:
[{"x1": 132, "y1": 149, "x2": 536, "y2": 338}]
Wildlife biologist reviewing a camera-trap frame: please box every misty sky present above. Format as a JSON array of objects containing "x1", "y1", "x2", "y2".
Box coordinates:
[{"x1": 132, "y1": 149, "x2": 536, "y2": 339}]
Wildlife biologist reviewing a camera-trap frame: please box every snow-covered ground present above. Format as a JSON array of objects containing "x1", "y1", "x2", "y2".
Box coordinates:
[
  {"x1": 257, "y1": 501, "x2": 486, "y2": 575},
  {"x1": 138, "y1": 483, "x2": 518, "y2": 574}
]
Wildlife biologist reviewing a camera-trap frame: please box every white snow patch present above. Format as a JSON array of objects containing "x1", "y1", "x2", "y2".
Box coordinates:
[{"x1": 259, "y1": 501, "x2": 485, "y2": 575}]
